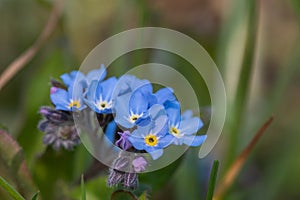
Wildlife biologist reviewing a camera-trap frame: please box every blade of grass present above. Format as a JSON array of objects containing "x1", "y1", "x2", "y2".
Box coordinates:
[
  {"x1": 226, "y1": 0, "x2": 258, "y2": 167},
  {"x1": 0, "y1": 175, "x2": 25, "y2": 200},
  {"x1": 81, "y1": 174, "x2": 86, "y2": 200},
  {"x1": 206, "y1": 160, "x2": 220, "y2": 200},
  {"x1": 214, "y1": 117, "x2": 273, "y2": 200},
  {"x1": 31, "y1": 191, "x2": 39, "y2": 200}
]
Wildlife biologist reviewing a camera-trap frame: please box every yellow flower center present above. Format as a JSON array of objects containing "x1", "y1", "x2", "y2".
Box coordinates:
[
  {"x1": 129, "y1": 114, "x2": 140, "y2": 123},
  {"x1": 170, "y1": 127, "x2": 180, "y2": 136},
  {"x1": 144, "y1": 134, "x2": 158, "y2": 146},
  {"x1": 68, "y1": 100, "x2": 81, "y2": 109}
]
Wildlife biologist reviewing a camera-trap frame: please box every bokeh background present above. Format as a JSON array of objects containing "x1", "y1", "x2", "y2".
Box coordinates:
[{"x1": 0, "y1": 0, "x2": 300, "y2": 199}]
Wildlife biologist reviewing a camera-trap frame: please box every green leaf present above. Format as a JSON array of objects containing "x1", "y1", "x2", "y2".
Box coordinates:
[
  {"x1": 0, "y1": 129, "x2": 37, "y2": 199},
  {"x1": 0, "y1": 175, "x2": 25, "y2": 200},
  {"x1": 31, "y1": 191, "x2": 39, "y2": 200},
  {"x1": 81, "y1": 175, "x2": 86, "y2": 200},
  {"x1": 206, "y1": 160, "x2": 220, "y2": 200}
]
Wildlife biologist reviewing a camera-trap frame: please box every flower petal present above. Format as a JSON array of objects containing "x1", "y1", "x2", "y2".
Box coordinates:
[
  {"x1": 182, "y1": 135, "x2": 207, "y2": 146},
  {"x1": 179, "y1": 117, "x2": 203, "y2": 135},
  {"x1": 181, "y1": 110, "x2": 193, "y2": 120},
  {"x1": 105, "y1": 120, "x2": 117, "y2": 143},
  {"x1": 128, "y1": 136, "x2": 145, "y2": 150},
  {"x1": 86, "y1": 80, "x2": 98, "y2": 102},
  {"x1": 68, "y1": 83, "x2": 84, "y2": 101},
  {"x1": 148, "y1": 104, "x2": 168, "y2": 134},
  {"x1": 113, "y1": 93, "x2": 134, "y2": 128},
  {"x1": 86, "y1": 64, "x2": 107, "y2": 83},
  {"x1": 101, "y1": 77, "x2": 117, "y2": 100},
  {"x1": 148, "y1": 149, "x2": 163, "y2": 160},
  {"x1": 129, "y1": 89, "x2": 148, "y2": 115},
  {"x1": 165, "y1": 101, "x2": 181, "y2": 126},
  {"x1": 50, "y1": 89, "x2": 70, "y2": 111},
  {"x1": 155, "y1": 87, "x2": 176, "y2": 105},
  {"x1": 158, "y1": 134, "x2": 174, "y2": 148}
]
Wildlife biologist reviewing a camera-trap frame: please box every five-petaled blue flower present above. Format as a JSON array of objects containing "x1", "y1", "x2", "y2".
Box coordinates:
[
  {"x1": 128, "y1": 104, "x2": 173, "y2": 160},
  {"x1": 165, "y1": 101, "x2": 206, "y2": 146},
  {"x1": 85, "y1": 77, "x2": 117, "y2": 114},
  {"x1": 113, "y1": 83, "x2": 155, "y2": 128},
  {"x1": 50, "y1": 83, "x2": 86, "y2": 111}
]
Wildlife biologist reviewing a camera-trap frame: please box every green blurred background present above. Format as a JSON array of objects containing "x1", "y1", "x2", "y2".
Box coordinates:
[{"x1": 0, "y1": 0, "x2": 300, "y2": 199}]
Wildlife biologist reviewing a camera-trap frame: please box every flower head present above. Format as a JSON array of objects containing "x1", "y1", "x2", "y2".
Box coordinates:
[
  {"x1": 85, "y1": 77, "x2": 117, "y2": 114},
  {"x1": 42, "y1": 124, "x2": 80, "y2": 151},
  {"x1": 38, "y1": 106, "x2": 80, "y2": 151},
  {"x1": 166, "y1": 101, "x2": 206, "y2": 146},
  {"x1": 128, "y1": 104, "x2": 173, "y2": 160},
  {"x1": 50, "y1": 83, "x2": 86, "y2": 111},
  {"x1": 114, "y1": 84, "x2": 154, "y2": 128}
]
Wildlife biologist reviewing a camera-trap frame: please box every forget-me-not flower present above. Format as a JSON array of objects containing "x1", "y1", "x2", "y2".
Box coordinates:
[
  {"x1": 113, "y1": 84, "x2": 155, "y2": 128},
  {"x1": 85, "y1": 77, "x2": 117, "y2": 114},
  {"x1": 165, "y1": 101, "x2": 206, "y2": 146},
  {"x1": 128, "y1": 104, "x2": 173, "y2": 160},
  {"x1": 50, "y1": 83, "x2": 86, "y2": 111}
]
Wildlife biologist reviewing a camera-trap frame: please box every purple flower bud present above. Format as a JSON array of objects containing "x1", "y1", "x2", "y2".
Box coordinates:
[
  {"x1": 132, "y1": 156, "x2": 148, "y2": 172},
  {"x1": 50, "y1": 86, "x2": 58, "y2": 94},
  {"x1": 50, "y1": 78, "x2": 67, "y2": 89},
  {"x1": 115, "y1": 131, "x2": 132, "y2": 150},
  {"x1": 113, "y1": 156, "x2": 131, "y2": 171},
  {"x1": 39, "y1": 106, "x2": 72, "y2": 124},
  {"x1": 123, "y1": 172, "x2": 138, "y2": 189},
  {"x1": 107, "y1": 169, "x2": 124, "y2": 187}
]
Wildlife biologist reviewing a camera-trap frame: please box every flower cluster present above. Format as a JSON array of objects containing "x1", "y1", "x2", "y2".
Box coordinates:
[{"x1": 39, "y1": 65, "x2": 207, "y2": 161}]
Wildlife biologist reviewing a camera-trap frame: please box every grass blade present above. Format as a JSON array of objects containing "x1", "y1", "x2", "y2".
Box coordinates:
[
  {"x1": 214, "y1": 117, "x2": 273, "y2": 199},
  {"x1": 226, "y1": 0, "x2": 258, "y2": 167},
  {"x1": 0, "y1": 175, "x2": 25, "y2": 200},
  {"x1": 206, "y1": 160, "x2": 220, "y2": 200},
  {"x1": 31, "y1": 191, "x2": 39, "y2": 200},
  {"x1": 81, "y1": 174, "x2": 86, "y2": 200}
]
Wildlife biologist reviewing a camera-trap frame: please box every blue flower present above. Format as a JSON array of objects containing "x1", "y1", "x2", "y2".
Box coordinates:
[
  {"x1": 113, "y1": 84, "x2": 154, "y2": 128},
  {"x1": 50, "y1": 83, "x2": 86, "y2": 111},
  {"x1": 85, "y1": 77, "x2": 117, "y2": 114},
  {"x1": 60, "y1": 64, "x2": 106, "y2": 87},
  {"x1": 112, "y1": 74, "x2": 151, "y2": 97},
  {"x1": 165, "y1": 101, "x2": 206, "y2": 146},
  {"x1": 128, "y1": 104, "x2": 173, "y2": 160}
]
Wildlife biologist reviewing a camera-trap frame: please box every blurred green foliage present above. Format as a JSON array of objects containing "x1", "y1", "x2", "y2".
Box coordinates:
[{"x1": 0, "y1": 0, "x2": 300, "y2": 199}]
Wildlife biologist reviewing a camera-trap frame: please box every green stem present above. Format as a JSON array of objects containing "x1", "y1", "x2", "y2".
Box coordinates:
[
  {"x1": 206, "y1": 160, "x2": 220, "y2": 200},
  {"x1": 81, "y1": 174, "x2": 86, "y2": 200}
]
